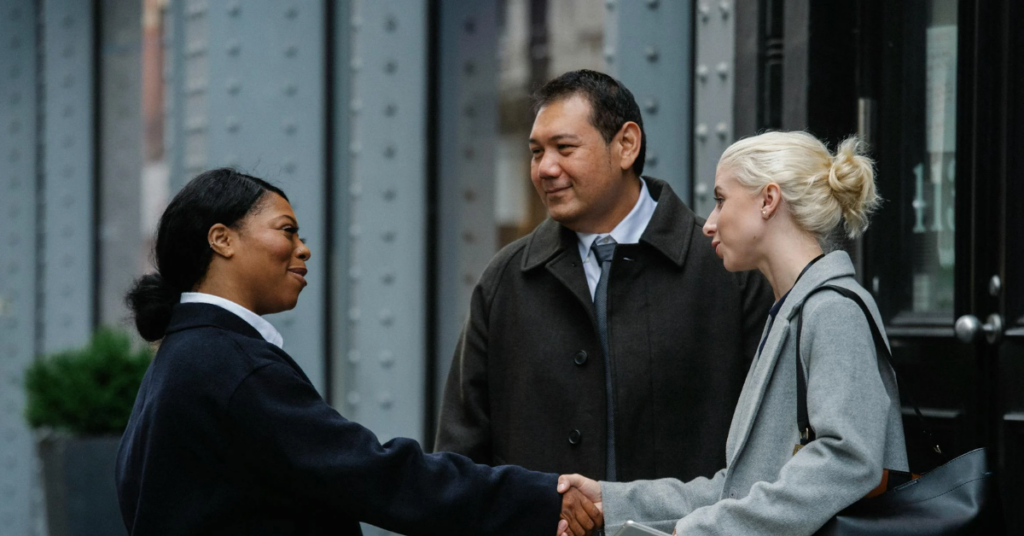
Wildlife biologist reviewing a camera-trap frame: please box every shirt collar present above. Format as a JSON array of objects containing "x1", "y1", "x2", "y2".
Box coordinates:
[
  {"x1": 179, "y1": 292, "x2": 284, "y2": 348},
  {"x1": 575, "y1": 177, "x2": 658, "y2": 253}
]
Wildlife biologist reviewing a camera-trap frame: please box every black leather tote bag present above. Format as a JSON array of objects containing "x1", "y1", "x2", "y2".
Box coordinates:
[{"x1": 794, "y1": 285, "x2": 1002, "y2": 536}]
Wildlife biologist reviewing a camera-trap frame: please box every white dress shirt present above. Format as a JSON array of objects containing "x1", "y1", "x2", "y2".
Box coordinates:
[
  {"x1": 575, "y1": 178, "x2": 658, "y2": 299},
  {"x1": 180, "y1": 292, "x2": 284, "y2": 348}
]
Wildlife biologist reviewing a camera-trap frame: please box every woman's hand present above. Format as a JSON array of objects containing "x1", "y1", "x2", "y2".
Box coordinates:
[{"x1": 555, "y1": 474, "x2": 603, "y2": 536}]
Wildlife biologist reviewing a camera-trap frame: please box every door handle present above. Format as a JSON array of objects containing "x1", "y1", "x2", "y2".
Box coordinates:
[{"x1": 954, "y1": 313, "x2": 1003, "y2": 345}]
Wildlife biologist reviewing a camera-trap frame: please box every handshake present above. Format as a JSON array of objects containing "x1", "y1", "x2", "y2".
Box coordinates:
[{"x1": 555, "y1": 474, "x2": 603, "y2": 536}]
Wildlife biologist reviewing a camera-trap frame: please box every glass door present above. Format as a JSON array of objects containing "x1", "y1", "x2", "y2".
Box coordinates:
[{"x1": 860, "y1": 0, "x2": 1022, "y2": 532}]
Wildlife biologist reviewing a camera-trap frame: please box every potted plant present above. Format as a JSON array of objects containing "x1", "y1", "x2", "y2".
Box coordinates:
[{"x1": 25, "y1": 328, "x2": 152, "y2": 536}]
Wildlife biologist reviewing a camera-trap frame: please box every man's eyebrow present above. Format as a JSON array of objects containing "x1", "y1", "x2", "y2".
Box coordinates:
[{"x1": 528, "y1": 133, "x2": 583, "y2": 144}]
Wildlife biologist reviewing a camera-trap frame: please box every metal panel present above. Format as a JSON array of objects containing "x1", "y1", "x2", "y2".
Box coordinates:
[
  {"x1": 0, "y1": 3, "x2": 44, "y2": 534},
  {"x1": 341, "y1": 0, "x2": 429, "y2": 445},
  {"x1": 41, "y1": 0, "x2": 95, "y2": 354},
  {"x1": 692, "y1": 0, "x2": 736, "y2": 218},
  {"x1": 203, "y1": 0, "x2": 327, "y2": 392},
  {"x1": 434, "y1": 0, "x2": 499, "y2": 422},
  {"x1": 97, "y1": 0, "x2": 143, "y2": 328},
  {"x1": 605, "y1": 0, "x2": 693, "y2": 203},
  {"x1": 166, "y1": 0, "x2": 210, "y2": 191}
]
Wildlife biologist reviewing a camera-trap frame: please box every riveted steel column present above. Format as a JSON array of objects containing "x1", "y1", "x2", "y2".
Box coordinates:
[
  {"x1": 339, "y1": 0, "x2": 429, "y2": 445},
  {"x1": 165, "y1": 0, "x2": 210, "y2": 191},
  {"x1": 41, "y1": 0, "x2": 96, "y2": 354},
  {"x1": 434, "y1": 0, "x2": 498, "y2": 416},
  {"x1": 605, "y1": 0, "x2": 693, "y2": 202},
  {"x1": 692, "y1": 0, "x2": 735, "y2": 218},
  {"x1": 0, "y1": 3, "x2": 44, "y2": 533},
  {"x1": 202, "y1": 0, "x2": 327, "y2": 392},
  {"x1": 97, "y1": 0, "x2": 143, "y2": 328}
]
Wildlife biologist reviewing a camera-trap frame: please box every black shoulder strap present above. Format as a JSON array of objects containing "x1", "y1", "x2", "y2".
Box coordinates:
[{"x1": 794, "y1": 284, "x2": 940, "y2": 457}]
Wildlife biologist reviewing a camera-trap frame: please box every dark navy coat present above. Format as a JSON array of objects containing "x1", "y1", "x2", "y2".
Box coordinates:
[{"x1": 116, "y1": 303, "x2": 560, "y2": 535}]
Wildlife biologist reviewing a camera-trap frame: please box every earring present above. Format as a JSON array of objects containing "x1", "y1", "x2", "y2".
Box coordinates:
[{"x1": 761, "y1": 209, "x2": 768, "y2": 218}]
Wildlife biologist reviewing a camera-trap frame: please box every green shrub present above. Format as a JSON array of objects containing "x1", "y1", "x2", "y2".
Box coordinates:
[{"x1": 25, "y1": 328, "x2": 153, "y2": 435}]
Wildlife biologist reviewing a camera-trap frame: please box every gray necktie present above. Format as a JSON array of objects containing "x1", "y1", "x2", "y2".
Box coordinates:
[{"x1": 592, "y1": 242, "x2": 617, "y2": 481}]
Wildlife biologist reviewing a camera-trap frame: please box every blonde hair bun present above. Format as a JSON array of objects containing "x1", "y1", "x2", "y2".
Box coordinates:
[
  {"x1": 717, "y1": 131, "x2": 881, "y2": 247},
  {"x1": 828, "y1": 137, "x2": 880, "y2": 237}
]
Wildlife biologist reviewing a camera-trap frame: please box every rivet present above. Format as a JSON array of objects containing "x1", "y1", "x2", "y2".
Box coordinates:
[
  {"x1": 285, "y1": 6, "x2": 299, "y2": 19},
  {"x1": 284, "y1": 45, "x2": 298, "y2": 58},
  {"x1": 696, "y1": 64, "x2": 709, "y2": 82},
  {"x1": 379, "y1": 309, "x2": 394, "y2": 326},
  {"x1": 463, "y1": 189, "x2": 476, "y2": 202},
  {"x1": 350, "y1": 99, "x2": 362, "y2": 113},
  {"x1": 227, "y1": 41, "x2": 241, "y2": 56},
  {"x1": 226, "y1": 117, "x2": 240, "y2": 133},
  {"x1": 463, "y1": 273, "x2": 475, "y2": 286},
  {"x1": 283, "y1": 160, "x2": 296, "y2": 173},
  {"x1": 347, "y1": 349, "x2": 360, "y2": 364},
  {"x1": 379, "y1": 350, "x2": 395, "y2": 368},
  {"x1": 282, "y1": 315, "x2": 295, "y2": 327},
  {"x1": 604, "y1": 47, "x2": 615, "y2": 63},
  {"x1": 464, "y1": 17, "x2": 475, "y2": 33},
  {"x1": 377, "y1": 392, "x2": 394, "y2": 409},
  {"x1": 646, "y1": 0, "x2": 660, "y2": 8},
  {"x1": 350, "y1": 16, "x2": 363, "y2": 30},
  {"x1": 227, "y1": 2, "x2": 241, "y2": 16},
  {"x1": 285, "y1": 84, "x2": 298, "y2": 97},
  {"x1": 463, "y1": 105, "x2": 476, "y2": 118},
  {"x1": 383, "y1": 188, "x2": 396, "y2": 201},
  {"x1": 645, "y1": 46, "x2": 659, "y2": 62},
  {"x1": 227, "y1": 80, "x2": 241, "y2": 95},
  {"x1": 699, "y1": 3, "x2": 711, "y2": 21},
  {"x1": 349, "y1": 265, "x2": 361, "y2": 282},
  {"x1": 383, "y1": 145, "x2": 396, "y2": 158},
  {"x1": 720, "y1": 1, "x2": 732, "y2": 18},
  {"x1": 350, "y1": 58, "x2": 363, "y2": 72},
  {"x1": 283, "y1": 121, "x2": 297, "y2": 135},
  {"x1": 385, "y1": 15, "x2": 397, "y2": 32},
  {"x1": 647, "y1": 153, "x2": 658, "y2": 167},
  {"x1": 384, "y1": 59, "x2": 398, "y2": 74},
  {"x1": 225, "y1": 154, "x2": 239, "y2": 167},
  {"x1": 462, "y1": 231, "x2": 475, "y2": 244},
  {"x1": 716, "y1": 122, "x2": 729, "y2": 138},
  {"x1": 381, "y1": 230, "x2": 396, "y2": 243},
  {"x1": 717, "y1": 62, "x2": 729, "y2": 79},
  {"x1": 464, "y1": 61, "x2": 476, "y2": 76},
  {"x1": 644, "y1": 98, "x2": 659, "y2": 114},
  {"x1": 349, "y1": 224, "x2": 361, "y2": 238},
  {"x1": 383, "y1": 103, "x2": 397, "y2": 116},
  {"x1": 349, "y1": 141, "x2": 362, "y2": 155},
  {"x1": 348, "y1": 307, "x2": 361, "y2": 322},
  {"x1": 695, "y1": 123, "x2": 709, "y2": 141},
  {"x1": 381, "y1": 270, "x2": 395, "y2": 284},
  {"x1": 346, "y1": 392, "x2": 361, "y2": 406},
  {"x1": 606, "y1": 0, "x2": 616, "y2": 9},
  {"x1": 463, "y1": 147, "x2": 475, "y2": 160}
]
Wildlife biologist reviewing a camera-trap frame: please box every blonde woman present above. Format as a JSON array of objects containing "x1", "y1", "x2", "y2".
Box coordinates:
[{"x1": 558, "y1": 131, "x2": 908, "y2": 535}]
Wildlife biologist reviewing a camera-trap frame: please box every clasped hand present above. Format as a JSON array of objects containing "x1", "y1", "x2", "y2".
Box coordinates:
[{"x1": 555, "y1": 474, "x2": 603, "y2": 536}]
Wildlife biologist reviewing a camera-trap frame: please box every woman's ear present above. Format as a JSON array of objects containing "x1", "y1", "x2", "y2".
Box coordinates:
[
  {"x1": 615, "y1": 121, "x2": 642, "y2": 173},
  {"x1": 208, "y1": 224, "x2": 236, "y2": 258},
  {"x1": 762, "y1": 182, "x2": 782, "y2": 219}
]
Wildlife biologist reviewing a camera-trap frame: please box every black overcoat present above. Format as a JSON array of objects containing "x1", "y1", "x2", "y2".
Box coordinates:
[
  {"x1": 116, "y1": 303, "x2": 560, "y2": 535},
  {"x1": 435, "y1": 178, "x2": 774, "y2": 483}
]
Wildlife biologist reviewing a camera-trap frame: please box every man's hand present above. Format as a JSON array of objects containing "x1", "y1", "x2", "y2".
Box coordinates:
[{"x1": 555, "y1": 474, "x2": 604, "y2": 536}]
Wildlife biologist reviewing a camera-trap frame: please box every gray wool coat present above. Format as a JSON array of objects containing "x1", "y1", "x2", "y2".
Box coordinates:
[
  {"x1": 435, "y1": 178, "x2": 774, "y2": 484},
  {"x1": 602, "y1": 251, "x2": 908, "y2": 536}
]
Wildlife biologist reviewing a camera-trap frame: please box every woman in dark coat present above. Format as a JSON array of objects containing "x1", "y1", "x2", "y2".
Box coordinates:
[{"x1": 116, "y1": 168, "x2": 600, "y2": 536}]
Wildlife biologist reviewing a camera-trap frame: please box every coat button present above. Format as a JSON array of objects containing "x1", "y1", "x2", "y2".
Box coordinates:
[
  {"x1": 568, "y1": 429, "x2": 582, "y2": 445},
  {"x1": 574, "y1": 350, "x2": 588, "y2": 366}
]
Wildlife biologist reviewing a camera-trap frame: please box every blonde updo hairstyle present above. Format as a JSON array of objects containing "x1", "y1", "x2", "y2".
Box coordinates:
[{"x1": 717, "y1": 131, "x2": 880, "y2": 249}]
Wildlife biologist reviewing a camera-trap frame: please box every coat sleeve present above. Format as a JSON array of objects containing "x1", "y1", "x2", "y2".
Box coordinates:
[
  {"x1": 601, "y1": 468, "x2": 727, "y2": 535},
  {"x1": 226, "y1": 360, "x2": 561, "y2": 536},
  {"x1": 433, "y1": 278, "x2": 495, "y2": 463},
  {"x1": 669, "y1": 295, "x2": 892, "y2": 535}
]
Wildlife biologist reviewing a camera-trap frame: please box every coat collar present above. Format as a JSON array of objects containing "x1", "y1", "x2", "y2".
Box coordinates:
[
  {"x1": 519, "y1": 177, "x2": 697, "y2": 272},
  {"x1": 165, "y1": 302, "x2": 266, "y2": 342},
  {"x1": 725, "y1": 250, "x2": 865, "y2": 466}
]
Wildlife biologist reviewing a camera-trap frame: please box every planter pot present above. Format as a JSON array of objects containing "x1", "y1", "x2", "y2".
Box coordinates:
[{"x1": 38, "y1": 434, "x2": 126, "y2": 536}]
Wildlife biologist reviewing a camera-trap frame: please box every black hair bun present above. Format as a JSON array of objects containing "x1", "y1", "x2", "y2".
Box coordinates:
[{"x1": 125, "y1": 273, "x2": 180, "y2": 342}]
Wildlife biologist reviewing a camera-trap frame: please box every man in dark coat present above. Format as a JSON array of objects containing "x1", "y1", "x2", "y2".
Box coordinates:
[{"x1": 435, "y1": 70, "x2": 773, "y2": 486}]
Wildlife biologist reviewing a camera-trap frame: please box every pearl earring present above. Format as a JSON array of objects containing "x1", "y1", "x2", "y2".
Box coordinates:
[{"x1": 761, "y1": 209, "x2": 767, "y2": 218}]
